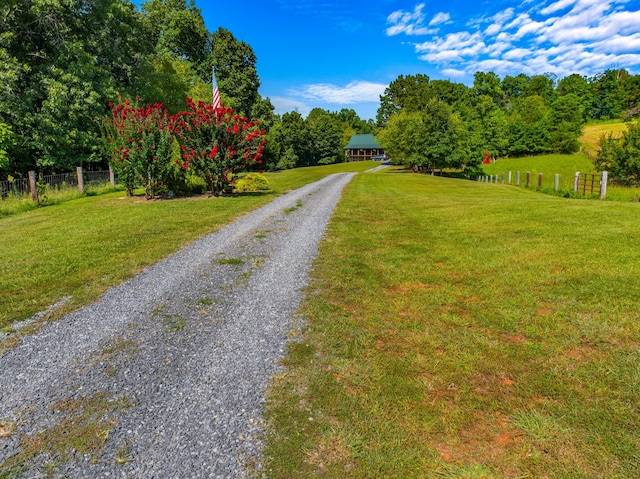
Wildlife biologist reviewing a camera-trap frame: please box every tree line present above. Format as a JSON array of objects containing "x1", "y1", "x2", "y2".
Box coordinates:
[
  {"x1": 2, "y1": 0, "x2": 639, "y2": 180},
  {"x1": 0, "y1": 0, "x2": 375, "y2": 178},
  {"x1": 375, "y1": 70, "x2": 640, "y2": 175}
]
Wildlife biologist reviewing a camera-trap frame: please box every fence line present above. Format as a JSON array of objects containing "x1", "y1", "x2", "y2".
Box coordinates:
[
  {"x1": 1, "y1": 168, "x2": 115, "y2": 201},
  {"x1": 477, "y1": 170, "x2": 609, "y2": 199}
]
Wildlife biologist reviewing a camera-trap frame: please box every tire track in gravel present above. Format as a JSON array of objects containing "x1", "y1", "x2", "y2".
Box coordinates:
[{"x1": 0, "y1": 172, "x2": 356, "y2": 478}]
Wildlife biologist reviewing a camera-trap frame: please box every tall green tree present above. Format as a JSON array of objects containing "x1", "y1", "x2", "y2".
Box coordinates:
[
  {"x1": 502, "y1": 74, "x2": 530, "y2": 105},
  {"x1": 473, "y1": 71, "x2": 503, "y2": 105},
  {"x1": 469, "y1": 95, "x2": 508, "y2": 158},
  {"x1": 0, "y1": 0, "x2": 151, "y2": 173},
  {"x1": 507, "y1": 95, "x2": 551, "y2": 156},
  {"x1": 309, "y1": 114, "x2": 342, "y2": 165},
  {"x1": 274, "y1": 111, "x2": 310, "y2": 169},
  {"x1": 556, "y1": 73, "x2": 591, "y2": 121},
  {"x1": 590, "y1": 70, "x2": 625, "y2": 120},
  {"x1": 141, "y1": 0, "x2": 210, "y2": 79},
  {"x1": 211, "y1": 27, "x2": 260, "y2": 116},
  {"x1": 378, "y1": 98, "x2": 471, "y2": 173},
  {"x1": 523, "y1": 74, "x2": 555, "y2": 104},
  {"x1": 549, "y1": 93, "x2": 584, "y2": 153},
  {"x1": 377, "y1": 74, "x2": 431, "y2": 126},
  {"x1": 596, "y1": 123, "x2": 640, "y2": 183},
  {"x1": 620, "y1": 72, "x2": 640, "y2": 119},
  {"x1": 377, "y1": 110, "x2": 425, "y2": 167}
]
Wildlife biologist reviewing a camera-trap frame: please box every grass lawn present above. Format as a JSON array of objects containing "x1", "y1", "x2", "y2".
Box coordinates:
[
  {"x1": 264, "y1": 169, "x2": 640, "y2": 478},
  {"x1": 0, "y1": 161, "x2": 377, "y2": 332}
]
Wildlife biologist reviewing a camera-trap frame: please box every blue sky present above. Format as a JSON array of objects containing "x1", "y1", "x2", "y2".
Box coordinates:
[{"x1": 196, "y1": 0, "x2": 640, "y2": 120}]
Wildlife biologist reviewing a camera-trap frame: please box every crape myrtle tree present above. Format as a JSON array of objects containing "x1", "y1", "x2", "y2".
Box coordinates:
[
  {"x1": 172, "y1": 98, "x2": 266, "y2": 194},
  {"x1": 104, "y1": 97, "x2": 266, "y2": 197}
]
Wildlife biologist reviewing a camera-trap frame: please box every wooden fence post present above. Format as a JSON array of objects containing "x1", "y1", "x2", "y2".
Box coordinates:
[
  {"x1": 538, "y1": 173, "x2": 543, "y2": 188},
  {"x1": 28, "y1": 170, "x2": 38, "y2": 204},
  {"x1": 109, "y1": 165, "x2": 115, "y2": 186},
  {"x1": 77, "y1": 167, "x2": 84, "y2": 193},
  {"x1": 600, "y1": 171, "x2": 608, "y2": 199},
  {"x1": 554, "y1": 174, "x2": 559, "y2": 191},
  {"x1": 574, "y1": 172, "x2": 580, "y2": 192},
  {"x1": 501, "y1": 172, "x2": 505, "y2": 184},
  {"x1": 516, "y1": 171, "x2": 520, "y2": 186},
  {"x1": 526, "y1": 171, "x2": 530, "y2": 188},
  {"x1": 508, "y1": 171, "x2": 512, "y2": 184}
]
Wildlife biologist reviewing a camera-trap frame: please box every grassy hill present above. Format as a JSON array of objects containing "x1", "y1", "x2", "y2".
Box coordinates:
[
  {"x1": 477, "y1": 121, "x2": 640, "y2": 200},
  {"x1": 581, "y1": 121, "x2": 631, "y2": 158},
  {"x1": 479, "y1": 153, "x2": 597, "y2": 191}
]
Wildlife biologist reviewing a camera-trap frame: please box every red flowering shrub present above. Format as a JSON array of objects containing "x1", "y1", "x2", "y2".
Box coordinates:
[
  {"x1": 104, "y1": 99, "x2": 174, "y2": 198},
  {"x1": 102, "y1": 97, "x2": 265, "y2": 198},
  {"x1": 172, "y1": 98, "x2": 266, "y2": 195}
]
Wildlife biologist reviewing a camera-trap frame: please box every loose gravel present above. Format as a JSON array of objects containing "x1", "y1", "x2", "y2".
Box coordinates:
[{"x1": 0, "y1": 172, "x2": 356, "y2": 478}]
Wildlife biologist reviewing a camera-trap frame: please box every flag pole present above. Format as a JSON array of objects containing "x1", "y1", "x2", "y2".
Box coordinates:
[{"x1": 212, "y1": 66, "x2": 221, "y2": 110}]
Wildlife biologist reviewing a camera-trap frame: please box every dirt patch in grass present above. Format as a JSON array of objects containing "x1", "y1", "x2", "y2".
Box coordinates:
[
  {"x1": 383, "y1": 282, "x2": 437, "y2": 295},
  {"x1": 1, "y1": 393, "x2": 131, "y2": 474}
]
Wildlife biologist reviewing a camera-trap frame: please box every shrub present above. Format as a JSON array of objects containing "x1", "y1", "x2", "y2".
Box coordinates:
[{"x1": 235, "y1": 173, "x2": 270, "y2": 192}]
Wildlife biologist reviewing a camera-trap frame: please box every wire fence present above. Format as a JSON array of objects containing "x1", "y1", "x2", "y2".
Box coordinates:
[
  {"x1": 477, "y1": 170, "x2": 609, "y2": 198},
  {"x1": 1, "y1": 170, "x2": 114, "y2": 200}
]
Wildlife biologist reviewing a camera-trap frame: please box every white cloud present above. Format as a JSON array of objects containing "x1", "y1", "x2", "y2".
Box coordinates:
[
  {"x1": 493, "y1": 8, "x2": 516, "y2": 24},
  {"x1": 539, "y1": 0, "x2": 577, "y2": 15},
  {"x1": 485, "y1": 8, "x2": 516, "y2": 35},
  {"x1": 593, "y1": 33, "x2": 640, "y2": 53},
  {"x1": 487, "y1": 42, "x2": 512, "y2": 56},
  {"x1": 386, "y1": 3, "x2": 438, "y2": 36},
  {"x1": 429, "y1": 12, "x2": 451, "y2": 26},
  {"x1": 270, "y1": 96, "x2": 312, "y2": 116},
  {"x1": 293, "y1": 81, "x2": 388, "y2": 104},
  {"x1": 420, "y1": 50, "x2": 463, "y2": 62},
  {"x1": 513, "y1": 19, "x2": 548, "y2": 39},
  {"x1": 387, "y1": 0, "x2": 640, "y2": 79},
  {"x1": 503, "y1": 48, "x2": 532, "y2": 61},
  {"x1": 473, "y1": 58, "x2": 518, "y2": 74},
  {"x1": 441, "y1": 68, "x2": 467, "y2": 77}
]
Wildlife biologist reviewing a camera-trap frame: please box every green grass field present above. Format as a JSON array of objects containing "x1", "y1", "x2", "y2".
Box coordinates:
[
  {"x1": 0, "y1": 161, "x2": 377, "y2": 332},
  {"x1": 3, "y1": 160, "x2": 639, "y2": 476},
  {"x1": 264, "y1": 169, "x2": 640, "y2": 478}
]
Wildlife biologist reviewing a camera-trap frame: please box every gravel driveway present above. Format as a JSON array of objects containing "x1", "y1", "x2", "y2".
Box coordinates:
[{"x1": 0, "y1": 172, "x2": 356, "y2": 478}]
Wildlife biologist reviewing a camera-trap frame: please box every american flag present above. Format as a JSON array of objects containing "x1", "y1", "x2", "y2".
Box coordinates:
[{"x1": 212, "y1": 67, "x2": 221, "y2": 109}]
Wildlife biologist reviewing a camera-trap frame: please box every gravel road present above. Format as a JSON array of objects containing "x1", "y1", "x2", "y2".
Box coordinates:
[{"x1": 0, "y1": 172, "x2": 356, "y2": 478}]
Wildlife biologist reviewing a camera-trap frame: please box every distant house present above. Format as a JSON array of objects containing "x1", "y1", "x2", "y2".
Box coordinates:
[{"x1": 344, "y1": 134, "x2": 385, "y2": 161}]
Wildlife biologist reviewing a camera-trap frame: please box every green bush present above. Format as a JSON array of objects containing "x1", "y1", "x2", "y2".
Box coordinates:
[{"x1": 235, "y1": 173, "x2": 270, "y2": 192}]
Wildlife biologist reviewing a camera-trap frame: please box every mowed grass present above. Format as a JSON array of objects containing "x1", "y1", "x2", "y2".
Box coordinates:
[
  {"x1": 0, "y1": 161, "x2": 376, "y2": 330},
  {"x1": 479, "y1": 153, "x2": 597, "y2": 191},
  {"x1": 264, "y1": 170, "x2": 640, "y2": 478}
]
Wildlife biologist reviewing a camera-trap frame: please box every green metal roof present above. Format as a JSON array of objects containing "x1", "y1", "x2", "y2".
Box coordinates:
[{"x1": 344, "y1": 134, "x2": 381, "y2": 150}]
